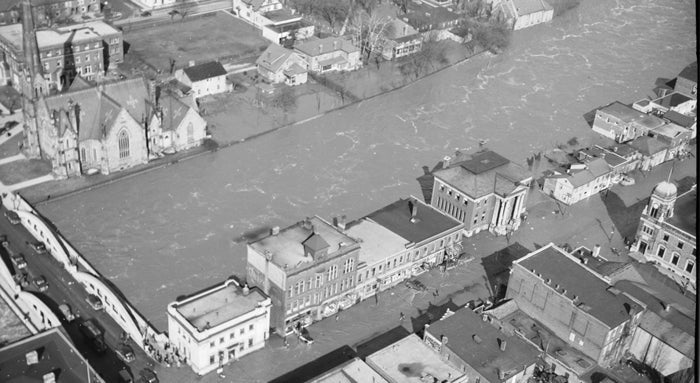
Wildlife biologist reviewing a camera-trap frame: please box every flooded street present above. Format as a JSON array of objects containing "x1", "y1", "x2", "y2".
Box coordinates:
[{"x1": 38, "y1": 0, "x2": 696, "y2": 330}]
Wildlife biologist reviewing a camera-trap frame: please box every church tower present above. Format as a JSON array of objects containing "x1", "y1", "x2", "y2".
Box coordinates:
[{"x1": 644, "y1": 181, "x2": 677, "y2": 221}]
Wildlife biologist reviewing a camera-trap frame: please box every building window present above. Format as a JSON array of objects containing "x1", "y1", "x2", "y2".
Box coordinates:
[
  {"x1": 219, "y1": 337, "x2": 224, "y2": 344},
  {"x1": 230, "y1": 333, "x2": 235, "y2": 339},
  {"x1": 249, "y1": 324, "x2": 254, "y2": 331},
  {"x1": 343, "y1": 258, "x2": 354, "y2": 274},
  {"x1": 209, "y1": 341, "x2": 215, "y2": 348},
  {"x1": 210, "y1": 355, "x2": 216, "y2": 365},
  {"x1": 641, "y1": 225, "x2": 654, "y2": 235},
  {"x1": 315, "y1": 274, "x2": 323, "y2": 288},
  {"x1": 240, "y1": 328, "x2": 245, "y2": 335},
  {"x1": 118, "y1": 129, "x2": 129, "y2": 158},
  {"x1": 685, "y1": 260, "x2": 694, "y2": 273},
  {"x1": 187, "y1": 122, "x2": 194, "y2": 144},
  {"x1": 677, "y1": 241, "x2": 684, "y2": 249},
  {"x1": 81, "y1": 148, "x2": 86, "y2": 161},
  {"x1": 328, "y1": 265, "x2": 338, "y2": 281},
  {"x1": 657, "y1": 246, "x2": 666, "y2": 258},
  {"x1": 248, "y1": 339, "x2": 253, "y2": 347},
  {"x1": 662, "y1": 234, "x2": 669, "y2": 242},
  {"x1": 671, "y1": 253, "x2": 680, "y2": 266}
]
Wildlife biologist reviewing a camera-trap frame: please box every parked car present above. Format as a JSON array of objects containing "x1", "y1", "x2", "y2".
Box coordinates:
[
  {"x1": 404, "y1": 279, "x2": 427, "y2": 291},
  {"x1": 59, "y1": 303, "x2": 76, "y2": 322},
  {"x1": 11, "y1": 254, "x2": 27, "y2": 270},
  {"x1": 33, "y1": 275, "x2": 48, "y2": 292},
  {"x1": 139, "y1": 368, "x2": 159, "y2": 383},
  {"x1": 30, "y1": 242, "x2": 46, "y2": 254},
  {"x1": 118, "y1": 368, "x2": 133, "y2": 383},
  {"x1": 141, "y1": 11, "x2": 151, "y2": 16},
  {"x1": 5, "y1": 210, "x2": 20, "y2": 225},
  {"x1": 0, "y1": 234, "x2": 8, "y2": 247},
  {"x1": 116, "y1": 344, "x2": 135, "y2": 363},
  {"x1": 86, "y1": 294, "x2": 104, "y2": 310},
  {"x1": 79, "y1": 318, "x2": 107, "y2": 354}
]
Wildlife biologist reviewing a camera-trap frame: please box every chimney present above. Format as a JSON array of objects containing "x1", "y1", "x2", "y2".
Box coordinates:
[
  {"x1": 189, "y1": 60, "x2": 195, "y2": 67},
  {"x1": 572, "y1": 295, "x2": 578, "y2": 303},
  {"x1": 271, "y1": 226, "x2": 280, "y2": 236},
  {"x1": 472, "y1": 334, "x2": 482, "y2": 344},
  {"x1": 42, "y1": 372, "x2": 56, "y2": 383},
  {"x1": 545, "y1": 278, "x2": 551, "y2": 285},
  {"x1": 482, "y1": 314, "x2": 488, "y2": 322},
  {"x1": 582, "y1": 257, "x2": 588, "y2": 265},
  {"x1": 592, "y1": 244, "x2": 601, "y2": 258},
  {"x1": 442, "y1": 155, "x2": 451, "y2": 168},
  {"x1": 334, "y1": 215, "x2": 346, "y2": 231},
  {"x1": 498, "y1": 368, "x2": 505, "y2": 380},
  {"x1": 499, "y1": 339, "x2": 507, "y2": 352},
  {"x1": 25, "y1": 350, "x2": 39, "y2": 365},
  {"x1": 242, "y1": 283, "x2": 250, "y2": 296},
  {"x1": 441, "y1": 335, "x2": 448, "y2": 344},
  {"x1": 662, "y1": 302, "x2": 670, "y2": 312},
  {"x1": 333, "y1": 40, "x2": 338, "y2": 50}
]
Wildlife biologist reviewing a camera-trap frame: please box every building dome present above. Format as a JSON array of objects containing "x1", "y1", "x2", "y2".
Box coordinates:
[{"x1": 653, "y1": 181, "x2": 677, "y2": 199}]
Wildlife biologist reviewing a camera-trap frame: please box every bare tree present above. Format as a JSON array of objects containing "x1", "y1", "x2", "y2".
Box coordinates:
[
  {"x1": 350, "y1": 12, "x2": 394, "y2": 63},
  {"x1": 399, "y1": 32, "x2": 448, "y2": 80},
  {"x1": 271, "y1": 86, "x2": 297, "y2": 112},
  {"x1": 316, "y1": 0, "x2": 348, "y2": 33}
]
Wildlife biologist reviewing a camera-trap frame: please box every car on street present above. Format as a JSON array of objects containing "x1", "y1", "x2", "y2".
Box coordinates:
[
  {"x1": 0, "y1": 234, "x2": 8, "y2": 247},
  {"x1": 140, "y1": 11, "x2": 151, "y2": 16},
  {"x1": 139, "y1": 368, "x2": 159, "y2": 383},
  {"x1": 59, "y1": 303, "x2": 76, "y2": 322},
  {"x1": 404, "y1": 279, "x2": 427, "y2": 291},
  {"x1": 30, "y1": 241, "x2": 46, "y2": 254},
  {"x1": 116, "y1": 344, "x2": 135, "y2": 363},
  {"x1": 5, "y1": 210, "x2": 20, "y2": 225},
  {"x1": 118, "y1": 368, "x2": 133, "y2": 383},
  {"x1": 79, "y1": 318, "x2": 107, "y2": 354},
  {"x1": 11, "y1": 254, "x2": 27, "y2": 270},
  {"x1": 86, "y1": 294, "x2": 104, "y2": 310},
  {"x1": 33, "y1": 275, "x2": 48, "y2": 292}
]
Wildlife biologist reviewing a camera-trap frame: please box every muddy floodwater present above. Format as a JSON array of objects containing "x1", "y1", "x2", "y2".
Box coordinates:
[{"x1": 38, "y1": 0, "x2": 696, "y2": 330}]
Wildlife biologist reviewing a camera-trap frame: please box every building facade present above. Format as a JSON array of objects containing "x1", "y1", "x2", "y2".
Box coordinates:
[
  {"x1": 542, "y1": 157, "x2": 613, "y2": 205},
  {"x1": 592, "y1": 101, "x2": 666, "y2": 143},
  {"x1": 247, "y1": 216, "x2": 361, "y2": 335},
  {"x1": 167, "y1": 279, "x2": 271, "y2": 375},
  {"x1": 431, "y1": 150, "x2": 531, "y2": 237},
  {"x1": 674, "y1": 61, "x2": 697, "y2": 99},
  {"x1": 256, "y1": 43, "x2": 308, "y2": 86},
  {"x1": 175, "y1": 61, "x2": 228, "y2": 99},
  {"x1": 293, "y1": 37, "x2": 362, "y2": 74},
  {"x1": 506, "y1": 244, "x2": 645, "y2": 367},
  {"x1": 630, "y1": 182, "x2": 696, "y2": 291},
  {"x1": 494, "y1": 0, "x2": 554, "y2": 30},
  {"x1": 147, "y1": 92, "x2": 207, "y2": 156}
]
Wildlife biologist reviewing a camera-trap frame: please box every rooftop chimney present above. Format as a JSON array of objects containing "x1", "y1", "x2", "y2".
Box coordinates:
[
  {"x1": 472, "y1": 334, "x2": 482, "y2": 344},
  {"x1": 334, "y1": 215, "x2": 346, "y2": 231},
  {"x1": 25, "y1": 350, "x2": 39, "y2": 365},
  {"x1": 442, "y1": 155, "x2": 452, "y2": 168},
  {"x1": 441, "y1": 335, "x2": 449, "y2": 344},
  {"x1": 271, "y1": 226, "x2": 280, "y2": 236},
  {"x1": 189, "y1": 60, "x2": 195, "y2": 67},
  {"x1": 592, "y1": 244, "x2": 601, "y2": 258},
  {"x1": 582, "y1": 257, "x2": 589, "y2": 265},
  {"x1": 242, "y1": 283, "x2": 250, "y2": 296},
  {"x1": 499, "y1": 339, "x2": 507, "y2": 352},
  {"x1": 42, "y1": 372, "x2": 56, "y2": 383},
  {"x1": 409, "y1": 200, "x2": 418, "y2": 222}
]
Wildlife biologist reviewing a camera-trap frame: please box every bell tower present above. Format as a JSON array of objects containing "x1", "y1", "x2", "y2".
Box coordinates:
[{"x1": 645, "y1": 181, "x2": 677, "y2": 221}]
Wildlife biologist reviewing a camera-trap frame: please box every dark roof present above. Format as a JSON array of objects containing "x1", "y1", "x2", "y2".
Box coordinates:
[
  {"x1": 614, "y1": 281, "x2": 695, "y2": 336},
  {"x1": 158, "y1": 93, "x2": 191, "y2": 132},
  {"x1": 460, "y1": 150, "x2": 510, "y2": 174},
  {"x1": 628, "y1": 136, "x2": 669, "y2": 156},
  {"x1": 303, "y1": 232, "x2": 330, "y2": 252},
  {"x1": 366, "y1": 197, "x2": 462, "y2": 244},
  {"x1": 654, "y1": 92, "x2": 692, "y2": 109},
  {"x1": 426, "y1": 308, "x2": 539, "y2": 383},
  {"x1": 667, "y1": 189, "x2": 697, "y2": 235},
  {"x1": 518, "y1": 244, "x2": 640, "y2": 328},
  {"x1": 605, "y1": 142, "x2": 638, "y2": 158},
  {"x1": 677, "y1": 61, "x2": 697, "y2": 82},
  {"x1": 183, "y1": 61, "x2": 227, "y2": 82},
  {"x1": 663, "y1": 110, "x2": 696, "y2": 128},
  {"x1": 0, "y1": 328, "x2": 101, "y2": 383},
  {"x1": 269, "y1": 345, "x2": 356, "y2": 383}
]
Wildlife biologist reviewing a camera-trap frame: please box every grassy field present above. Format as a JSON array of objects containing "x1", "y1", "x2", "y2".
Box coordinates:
[
  {"x1": 0, "y1": 159, "x2": 52, "y2": 185},
  {"x1": 122, "y1": 12, "x2": 269, "y2": 74}
]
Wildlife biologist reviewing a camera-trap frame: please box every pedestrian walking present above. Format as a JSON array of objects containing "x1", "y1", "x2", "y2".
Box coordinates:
[{"x1": 399, "y1": 312, "x2": 405, "y2": 321}]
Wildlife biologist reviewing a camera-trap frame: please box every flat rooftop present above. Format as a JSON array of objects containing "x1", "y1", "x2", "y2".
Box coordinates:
[
  {"x1": 345, "y1": 218, "x2": 408, "y2": 266},
  {"x1": 365, "y1": 197, "x2": 462, "y2": 245},
  {"x1": 517, "y1": 244, "x2": 640, "y2": 328},
  {"x1": 0, "y1": 328, "x2": 99, "y2": 383},
  {"x1": 173, "y1": 281, "x2": 268, "y2": 331},
  {"x1": 599, "y1": 102, "x2": 666, "y2": 129},
  {"x1": 668, "y1": 188, "x2": 696, "y2": 235},
  {"x1": 434, "y1": 150, "x2": 531, "y2": 198},
  {"x1": 0, "y1": 23, "x2": 23, "y2": 52},
  {"x1": 308, "y1": 357, "x2": 389, "y2": 383},
  {"x1": 249, "y1": 216, "x2": 359, "y2": 272},
  {"x1": 366, "y1": 334, "x2": 465, "y2": 383},
  {"x1": 426, "y1": 307, "x2": 539, "y2": 383},
  {"x1": 56, "y1": 20, "x2": 121, "y2": 37},
  {"x1": 37, "y1": 27, "x2": 101, "y2": 48},
  {"x1": 651, "y1": 122, "x2": 690, "y2": 139}
]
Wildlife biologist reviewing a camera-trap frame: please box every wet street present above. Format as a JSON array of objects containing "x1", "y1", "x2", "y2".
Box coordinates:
[{"x1": 37, "y1": 0, "x2": 696, "y2": 334}]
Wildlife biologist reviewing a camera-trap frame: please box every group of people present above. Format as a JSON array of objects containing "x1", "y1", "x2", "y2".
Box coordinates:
[{"x1": 143, "y1": 335, "x2": 186, "y2": 368}]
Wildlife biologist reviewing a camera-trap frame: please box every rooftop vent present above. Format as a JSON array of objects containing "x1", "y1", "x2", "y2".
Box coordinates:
[
  {"x1": 43, "y1": 372, "x2": 56, "y2": 383},
  {"x1": 499, "y1": 339, "x2": 507, "y2": 352},
  {"x1": 25, "y1": 350, "x2": 39, "y2": 365},
  {"x1": 472, "y1": 334, "x2": 482, "y2": 344},
  {"x1": 242, "y1": 283, "x2": 250, "y2": 296},
  {"x1": 545, "y1": 278, "x2": 551, "y2": 284},
  {"x1": 271, "y1": 226, "x2": 280, "y2": 236}
]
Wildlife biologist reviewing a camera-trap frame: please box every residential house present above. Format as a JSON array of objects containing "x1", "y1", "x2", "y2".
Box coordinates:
[
  {"x1": 232, "y1": 0, "x2": 284, "y2": 29},
  {"x1": 365, "y1": 196, "x2": 464, "y2": 276},
  {"x1": 674, "y1": 61, "x2": 697, "y2": 99},
  {"x1": 175, "y1": 61, "x2": 229, "y2": 99},
  {"x1": 344, "y1": 217, "x2": 411, "y2": 301},
  {"x1": 0, "y1": 19, "x2": 123, "y2": 92},
  {"x1": 663, "y1": 110, "x2": 696, "y2": 139},
  {"x1": 506, "y1": 243, "x2": 645, "y2": 367},
  {"x1": 0, "y1": 327, "x2": 104, "y2": 383},
  {"x1": 431, "y1": 149, "x2": 532, "y2": 237},
  {"x1": 167, "y1": 279, "x2": 271, "y2": 375},
  {"x1": 380, "y1": 18, "x2": 422, "y2": 60},
  {"x1": 493, "y1": 0, "x2": 554, "y2": 30},
  {"x1": 630, "y1": 181, "x2": 696, "y2": 291},
  {"x1": 633, "y1": 91, "x2": 696, "y2": 117},
  {"x1": 603, "y1": 142, "x2": 641, "y2": 173},
  {"x1": 365, "y1": 334, "x2": 468, "y2": 383},
  {"x1": 260, "y1": 9, "x2": 314, "y2": 45},
  {"x1": 256, "y1": 43, "x2": 308, "y2": 86},
  {"x1": 575, "y1": 145, "x2": 631, "y2": 179},
  {"x1": 294, "y1": 37, "x2": 362, "y2": 74},
  {"x1": 592, "y1": 101, "x2": 666, "y2": 143},
  {"x1": 246, "y1": 217, "x2": 361, "y2": 335},
  {"x1": 400, "y1": 1, "x2": 463, "y2": 41},
  {"x1": 648, "y1": 122, "x2": 692, "y2": 161},
  {"x1": 148, "y1": 91, "x2": 207, "y2": 156},
  {"x1": 306, "y1": 357, "x2": 389, "y2": 383},
  {"x1": 542, "y1": 157, "x2": 612, "y2": 205},
  {"x1": 423, "y1": 307, "x2": 540, "y2": 383},
  {"x1": 627, "y1": 135, "x2": 669, "y2": 171}
]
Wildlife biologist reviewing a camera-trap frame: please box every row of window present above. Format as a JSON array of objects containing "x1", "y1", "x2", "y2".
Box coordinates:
[
  {"x1": 208, "y1": 324, "x2": 254, "y2": 348},
  {"x1": 287, "y1": 259, "x2": 354, "y2": 298},
  {"x1": 285, "y1": 278, "x2": 354, "y2": 315},
  {"x1": 656, "y1": 245, "x2": 695, "y2": 273},
  {"x1": 209, "y1": 338, "x2": 254, "y2": 365}
]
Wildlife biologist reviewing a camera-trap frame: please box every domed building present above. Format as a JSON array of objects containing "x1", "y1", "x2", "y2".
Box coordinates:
[{"x1": 631, "y1": 181, "x2": 696, "y2": 293}]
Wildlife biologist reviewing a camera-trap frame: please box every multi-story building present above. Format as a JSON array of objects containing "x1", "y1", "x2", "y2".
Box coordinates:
[
  {"x1": 366, "y1": 196, "x2": 464, "y2": 276},
  {"x1": 674, "y1": 61, "x2": 697, "y2": 99},
  {"x1": 630, "y1": 181, "x2": 696, "y2": 292},
  {"x1": 246, "y1": 216, "x2": 361, "y2": 335},
  {"x1": 423, "y1": 307, "x2": 540, "y2": 383},
  {"x1": 431, "y1": 150, "x2": 531, "y2": 237},
  {"x1": 506, "y1": 243, "x2": 645, "y2": 367},
  {"x1": 0, "y1": 19, "x2": 122, "y2": 91},
  {"x1": 345, "y1": 217, "x2": 411, "y2": 301},
  {"x1": 167, "y1": 279, "x2": 271, "y2": 375},
  {"x1": 542, "y1": 157, "x2": 613, "y2": 205},
  {"x1": 592, "y1": 101, "x2": 666, "y2": 143},
  {"x1": 294, "y1": 36, "x2": 362, "y2": 74},
  {"x1": 174, "y1": 61, "x2": 228, "y2": 99},
  {"x1": 306, "y1": 357, "x2": 389, "y2": 383},
  {"x1": 0, "y1": 0, "x2": 100, "y2": 26}
]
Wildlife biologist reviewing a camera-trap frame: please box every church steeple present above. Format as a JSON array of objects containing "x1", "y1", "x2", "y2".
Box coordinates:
[{"x1": 20, "y1": 0, "x2": 47, "y2": 99}]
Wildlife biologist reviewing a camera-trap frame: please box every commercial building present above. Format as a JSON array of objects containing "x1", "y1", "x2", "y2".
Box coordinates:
[
  {"x1": 592, "y1": 101, "x2": 666, "y2": 143},
  {"x1": 0, "y1": 327, "x2": 104, "y2": 382},
  {"x1": 365, "y1": 334, "x2": 468, "y2": 383},
  {"x1": 542, "y1": 157, "x2": 613, "y2": 205},
  {"x1": 431, "y1": 150, "x2": 531, "y2": 236},
  {"x1": 423, "y1": 307, "x2": 540, "y2": 383},
  {"x1": 630, "y1": 181, "x2": 696, "y2": 292},
  {"x1": 247, "y1": 216, "x2": 361, "y2": 335},
  {"x1": 306, "y1": 357, "x2": 389, "y2": 383},
  {"x1": 167, "y1": 279, "x2": 272, "y2": 375},
  {"x1": 506, "y1": 244, "x2": 645, "y2": 367},
  {"x1": 366, "y1": 196, "x2": 464, "y2": 276}
]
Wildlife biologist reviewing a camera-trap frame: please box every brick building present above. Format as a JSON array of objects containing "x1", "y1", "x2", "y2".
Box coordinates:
[
  {"x1": 506, "y1": 244, "x2": 645, "y2": 367},
  {"x1": 246, "y1": 216, "x2": 361, "y2": 335},
  {"x1": 431, "y1": 150, "x2": 531, "y2": 237},
  {"x1": 630, "y1": 181, "x2": 696, "y2": 292}
]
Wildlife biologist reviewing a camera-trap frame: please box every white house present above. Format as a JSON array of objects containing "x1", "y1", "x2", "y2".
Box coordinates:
[
  {"x1": 294, "y1": 37, "x2": 362, "y2": 74},
  {"x1": 174, "y1": 61, "x2": 229, "y2": 99},
  {"x1": 542, "y1": 157, "x2": 613, "y2": 205},
  {"x1": 232, "y1": 0, "x2": 284, "y2": 28},
  {"x1": 494, "y1": 0, "x2": 554, "y2": 30},
  {"x1": 256, "y1": 43, "x2": 308, "y2": 86},
  {"x1": 167, "y1": 279, "x2": 271, "y2": 375}
]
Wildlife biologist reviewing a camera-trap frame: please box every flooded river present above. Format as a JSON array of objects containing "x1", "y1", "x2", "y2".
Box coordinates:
[{"x1": 38, "y1": 0, "x2": 696, "y2": 330}]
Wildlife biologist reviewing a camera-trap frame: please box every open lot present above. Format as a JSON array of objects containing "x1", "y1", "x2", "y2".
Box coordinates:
[
  {"x1": 122, "y1": 12, "x2": 269, "y2": 73},
  {"x1": 0, "y1": 159, "x2": 52, "y2": 185}
]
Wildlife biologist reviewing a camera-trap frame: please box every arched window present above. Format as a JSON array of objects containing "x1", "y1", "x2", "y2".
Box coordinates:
[
  {"x1": 187, "y1": 122, "x2": 194, "y2": 144},
  {"x1": 118, "y1": 129, "x2": 130, "y2": 159}
]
